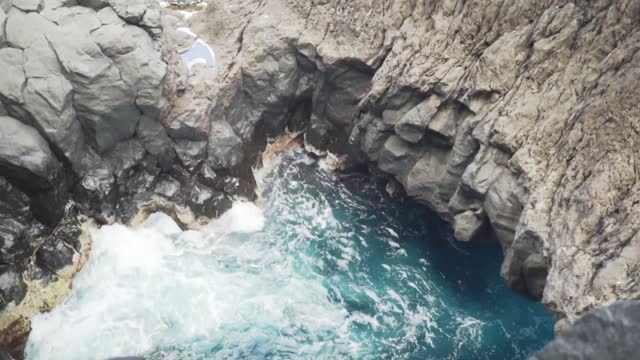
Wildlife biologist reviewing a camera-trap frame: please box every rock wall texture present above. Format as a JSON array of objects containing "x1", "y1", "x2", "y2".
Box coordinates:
[
  {"x1": 185, "y1": 0, "x2": 640, "y2": 326},
  {"x1": 531, "y1": 300, "x2": 640, "y2": 359},
  {"x1": 0, "y1": 0, "x2": 252, "y2": 355},
  {"x1": 0, "y1": 0, "x2": 639, "y2": 356}
]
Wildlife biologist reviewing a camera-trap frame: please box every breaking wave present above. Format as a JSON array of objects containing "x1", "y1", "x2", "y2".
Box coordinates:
[{"x1": 26, "y1": 150, "x2": 553, "y2": 359}]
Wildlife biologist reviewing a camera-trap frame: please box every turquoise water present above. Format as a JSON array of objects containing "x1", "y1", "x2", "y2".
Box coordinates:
[{"x1": 26, "y1": 150, "x2": 553, "y2": 359}]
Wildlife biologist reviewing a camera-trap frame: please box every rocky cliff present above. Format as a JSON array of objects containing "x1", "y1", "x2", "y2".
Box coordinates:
[
  {"x1": 0, "y1": 0, "x2": 639, "y2": 357},
  {"x1": 185, "y1": 0, "x2": 640, "y2": 328},
  {"x1": 0, "y1": 0, "x2": 252, "y2": 355},
  {"x1": 531, "y1": 300, "x2": 640, "y2": 359}
]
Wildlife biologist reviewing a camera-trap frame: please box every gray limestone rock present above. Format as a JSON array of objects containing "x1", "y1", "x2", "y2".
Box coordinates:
[
  {"x1": 107, "y1": 0, "x2": 151, "y2": 24},
  {"x1": 165, "y1": 99, "x2": 211, "y2": 141},
  {"x1": 96, "y1": 6, "x2": 121, "y2": 25},
  {"x1": 405, "y1": 145, "x2": 453, "y2": 216},
  {"x1": 5, "y1": 9, "x2": 55, "y2": 49},
  {"x1": 136, "y1": 116, "x2": 176, "y2": 170},
  {"x1": 453, "y1": 209, "x2": 485, "y2": 242},
  {"x1": 182, "y1": 0, "x2": 640, "y2": 325},
  {"x1": 23, "y1": 37, "x2": 62, "y2": 78},
  {"x1": 47, "y1": 23, "x2": 141, "y2": 153},
  {"x1": 0, "y1": 48, "x2": 26, "y2": 104},
  {"x1": 45, "y1": 24, "x2": 112, "y2": 80},
  {"x1": 91, "y1": 24, "x2": 144, "y2": 57},
  {"x1": 22, "y1": 75, "x2": 88, "y2": 169},
  {"x1": 394, "y1": 95, "x2": 442, "y2": 144},
  {"x1": 377, "y1": 135, "x2": 417, "y2": 180},
  {"x1": 40, "y1": 5, "x2": 101, "y2": 31},
  {"x1": 207, "y1": 121, "x2": 244, "y2": 170},
  {"x1": 0, "y1": 116, "x2": 60, "y2": 191},
  {"x1": 531, "y1": 301, "x2": 640, "y2": 360}
]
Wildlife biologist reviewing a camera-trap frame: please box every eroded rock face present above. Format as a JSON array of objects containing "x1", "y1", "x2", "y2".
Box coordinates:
[{"x1": 184, "y1": 0, "x2": 640, "y2": 325}]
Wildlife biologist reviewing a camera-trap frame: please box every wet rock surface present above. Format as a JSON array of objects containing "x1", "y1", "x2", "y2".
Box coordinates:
[{"x1": 0, "y1": 0, "x2": 251, "y2": 355}]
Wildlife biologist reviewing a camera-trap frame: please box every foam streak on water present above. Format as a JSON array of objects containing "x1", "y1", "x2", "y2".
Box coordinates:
[{"x1": 26, "y1": 150, "x2": 553, "y2": 359}]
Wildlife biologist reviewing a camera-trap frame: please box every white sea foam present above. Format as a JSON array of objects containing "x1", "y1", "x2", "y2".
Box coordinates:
[
  {"x1": 26, "y1": 202, "x2": 348, "y2": 360},
  {"x1": 206, "y1": 201, "x2": 265, "y2": 234},
  {"x1": 25, "y1": 150, "x2": 550, "y2": 359}
]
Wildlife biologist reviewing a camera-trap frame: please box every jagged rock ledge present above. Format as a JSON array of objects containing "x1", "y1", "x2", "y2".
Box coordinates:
[
  {"x1": 184, "y1": 0, "x2": 640, "y2": 328},
  {"x1": 531, "y1": 300, "x2": 640, "y2": 359}
]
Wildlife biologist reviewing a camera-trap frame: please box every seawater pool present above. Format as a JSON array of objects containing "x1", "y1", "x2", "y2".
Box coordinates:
[{"x1": 26, "y1": 150, "x2": 553, "y2": 359}]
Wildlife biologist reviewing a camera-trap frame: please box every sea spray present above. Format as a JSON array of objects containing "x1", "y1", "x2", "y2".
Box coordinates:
[{"x1": 26, "y1": 150, "x2": 553, "y2": 359}]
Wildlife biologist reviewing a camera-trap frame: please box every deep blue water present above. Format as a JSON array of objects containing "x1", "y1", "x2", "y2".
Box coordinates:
[
  {"x1": 256, "y1": 150, "x2": 554, "y2": 359},
  {"x1": 26, "y1": 150, "x2": 553, "y2": 359}
]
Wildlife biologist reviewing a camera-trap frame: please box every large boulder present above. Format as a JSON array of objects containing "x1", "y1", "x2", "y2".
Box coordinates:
[
  {"x1": 46, "y1": 23, "x2": 139, "y2": 153},
  {"x1": 91, "y1": 22, "x2": 166, "y2": 115},
  {"x1": 0, "y1": 116, "x2": 61, "y2": 191},
  {"x1": 22, "y1": 75, "x2": 88, "y2": 169},
  {"x1": 5, "y1": 9, "x2": 55, "y2": 50},
  {"x1": 40, "y1": 5, "x2": 102, "y2": 31}
]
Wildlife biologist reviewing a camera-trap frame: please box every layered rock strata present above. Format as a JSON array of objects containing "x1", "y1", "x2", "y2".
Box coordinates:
[{"x1": 185, "y1": 0, "x2": 640, "y2": 327}]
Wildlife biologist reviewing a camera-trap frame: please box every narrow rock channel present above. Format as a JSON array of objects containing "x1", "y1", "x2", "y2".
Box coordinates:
[{"x1": 26, "y1": 150, "x2": 553, "y2": 359}]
